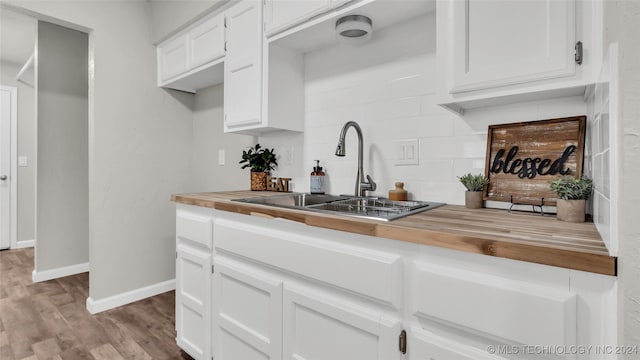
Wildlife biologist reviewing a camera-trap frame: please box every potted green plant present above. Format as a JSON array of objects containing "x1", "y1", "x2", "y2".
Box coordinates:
[
  {"x1": 549, "y1": 176, "x2": 593, "y2": 222},
  {"x1": 458, "y1": 173, "x2": 490, "y2": 209},
  {"x1": 239, "y1": 144, "x2": 278, "y2": 191}
]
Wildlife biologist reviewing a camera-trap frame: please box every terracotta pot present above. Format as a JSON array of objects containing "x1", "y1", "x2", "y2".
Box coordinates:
[
  {"x1": 250, "y1": 172, "x2": 268, "y2": 191},
  {"x1": 465, "y1": 191, "x2": 483, "y2": 209},
  {"x1": 556, "y1": 199, "x2": 586, "y2": 222}
]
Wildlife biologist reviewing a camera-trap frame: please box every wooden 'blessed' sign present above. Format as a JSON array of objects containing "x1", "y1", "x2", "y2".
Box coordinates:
[{"x1": 484, "y1": 116, "x2": 586, "y2": 206}]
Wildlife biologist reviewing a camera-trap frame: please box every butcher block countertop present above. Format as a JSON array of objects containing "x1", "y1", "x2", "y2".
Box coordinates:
[{"x1": 171, "y1": 191, "x2": 616, "y2": 276}]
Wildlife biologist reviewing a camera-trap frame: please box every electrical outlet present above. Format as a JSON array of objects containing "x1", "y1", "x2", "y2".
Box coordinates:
[{"x1": 395, "y1": 139, "x2": 419, "y2": 165}]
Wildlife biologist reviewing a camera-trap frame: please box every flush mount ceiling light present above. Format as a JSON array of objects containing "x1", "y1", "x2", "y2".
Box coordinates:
[{"x1": 335, "y1": 15, "x2": 373, "y2": 44}]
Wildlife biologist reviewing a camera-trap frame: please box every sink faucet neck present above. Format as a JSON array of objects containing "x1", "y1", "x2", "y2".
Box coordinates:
[{"x1": 335, "y1": 121, "x2": 376, "y2": 197}]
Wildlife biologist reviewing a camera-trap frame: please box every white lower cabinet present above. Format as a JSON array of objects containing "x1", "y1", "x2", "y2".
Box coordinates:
[
  {"x1": 174, "y1": 207, "x2": 617, "y2": 360},
  {"x1": 212, "y1": 256, "x2": 283, "y2": 360},
  {"x1": 175, "y1": 205, "x2": 214, "y2": 360},
  {"x1": 283, "y1": 284, "x2": 401, "y2": 360},
  {"x1": 176, "y1": 244, "x2": 212, "y2": 359}
]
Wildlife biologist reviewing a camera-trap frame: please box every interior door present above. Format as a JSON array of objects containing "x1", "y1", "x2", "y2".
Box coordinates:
[{"x1": 0, "y1": 85, "x2": 16, "y2": 249}]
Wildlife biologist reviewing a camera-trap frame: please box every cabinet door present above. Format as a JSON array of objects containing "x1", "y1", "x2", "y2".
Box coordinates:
[
  {"x1": 224, "y1": 1, "x2": 263, "y2": 130},
  {"x1": 212, "y1": 256, "x2": 283, "y2": 360},
  {"x1": 450, "y1": 0, "x2": 576, "y2": 93},
  {"x1": 409, "y1": 327, "x2": 504, "y2": 360},
  {"x1": 189, "y1": 14, "x2": 225, "y2": 69},
  {"x1": 176, "y1": 243, "x2": 212, "y2": 360},
  {"x1": 265, "y1": 0, "x2": 332, "y2": 36},
  {"x1": 283, "y1": 284, "x2": 401, "y2": 360},
  {"x1": 158, "y1": 34, "x2": 189, "y2": 82}
]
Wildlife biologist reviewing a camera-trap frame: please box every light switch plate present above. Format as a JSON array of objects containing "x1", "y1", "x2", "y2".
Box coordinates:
[
  {"x1": 281, "y1": 146, "x2": 294, "y2": 165},
  {"x1": 395, "y1": 139, "x2": 419, "y2": 165},
  {"x1": 218, "y1": 150, "x2": 225, "y2": 165}
]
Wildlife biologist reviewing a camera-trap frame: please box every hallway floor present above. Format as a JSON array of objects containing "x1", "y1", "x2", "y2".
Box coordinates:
[{"x1": 0, "y1": 248, "x2": 189, "y2": 359}]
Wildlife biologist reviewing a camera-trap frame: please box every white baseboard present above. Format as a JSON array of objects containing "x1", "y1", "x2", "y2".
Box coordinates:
[
  {"x1": 86, "y1": 279, "x2": 176, "y2": 314},
  {"x1": 32, "y1": 262, "x2": 89, "y2": 282},
  {"x1": 15, "y1": 239, "x2": 34, "y2": 249}
]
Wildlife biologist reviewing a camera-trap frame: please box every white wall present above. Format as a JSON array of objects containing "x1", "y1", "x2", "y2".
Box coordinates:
[
  {"x1": 36, "y1": 21, "x2": 89, "y2": 271},
  {"x1": 8, "y1": 1, "x2": 195, "y2": 301},
  {"x1": 604, "y1": 0, "x2": 640, "y2": 348},
  {"x1": 260, "y1": 13, "x2": 587, "y2": 206},
  {"x1": 191, "y1": 84, "x2": 255, "y2": 191},
  {"x1": 0, "y1": 61, "x2": 36, "y2": 244}
]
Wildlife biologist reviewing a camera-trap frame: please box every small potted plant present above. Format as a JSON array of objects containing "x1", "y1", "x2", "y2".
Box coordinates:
[
  {"x1": 239, "y1": 144, "x2": 278, "y2": 191},
  {"x1": 549, "y1": 176, "x2": 593, "y2": 222},
  {"x1": 458, "y1": 173, "x2": 490, "y2": 209}
]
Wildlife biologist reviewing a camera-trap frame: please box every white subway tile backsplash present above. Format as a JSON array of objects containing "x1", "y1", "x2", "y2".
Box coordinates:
[
  {"x1": 306, "y1": 107, "x2": 364, "y2": 128},
  {"x1": 413, "y1": 160, "x2": 454, "y2": 182},
  {"x1": 361, "y1": 96, "x2": 422, "y2": 123},
  {"x1": 535, "y1": 95, "x2": 587, "y2": 119},
  {"x1": 391, "y1": 74, "x2": 433, "y2": 99},
  {"x1": 602, "y1": 149, "x2": 611, "y2": 197},
  {"x1": 421, "y1": 94, "x2": 454, "y2": 116},
  {"x1": 419, "y1": 115, "x2": 455, "y2": 137},
  {"x1": 453, "y1": 158, "x2": 487, "y2": 178},
  {"x1": 600, "y1": 113, "x2": 610, "y2": 150},
  {"x1": 420, "y1": 182, "x2": 464, "y2": 204},
  {"x1": 420, "y1": 135, "x2": 485, "y2": 160}
]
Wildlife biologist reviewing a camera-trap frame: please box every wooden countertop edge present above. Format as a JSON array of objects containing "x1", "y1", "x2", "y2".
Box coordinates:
[{"x1": 172, "y1": 194, "x2": 616, "y2": 276}]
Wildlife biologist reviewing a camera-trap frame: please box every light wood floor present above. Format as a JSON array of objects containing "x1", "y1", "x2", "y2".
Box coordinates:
[{"x1": 0, "y1": 248, "x2": 190, "y2": 359}]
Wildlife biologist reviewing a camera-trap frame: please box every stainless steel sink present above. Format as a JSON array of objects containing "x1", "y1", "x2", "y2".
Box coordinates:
[
  {"x1": 232, "y1": 193, "x2": 444, "y2": 221},
  {"x1": 233, "y1": 193, "x2": 351, "y2": 207}
]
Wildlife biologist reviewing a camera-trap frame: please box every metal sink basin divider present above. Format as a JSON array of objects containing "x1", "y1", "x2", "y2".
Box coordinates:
[{"x1": 232, "y1": 193, "x2": 444, "y2": 221}]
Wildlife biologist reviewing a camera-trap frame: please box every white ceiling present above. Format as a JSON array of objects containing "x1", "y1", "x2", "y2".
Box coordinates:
[{"x1": 0, "y1": 8, "x2": 37, "y2": 67}]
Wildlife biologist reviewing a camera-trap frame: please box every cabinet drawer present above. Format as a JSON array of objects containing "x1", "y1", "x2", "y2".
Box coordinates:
[
  {"x1": 411, "y1": 261, "x2": 576, "y2": 347},
  {"x1": 176, "y1": 210, "x2": 213, "y2": 249},
  {"x1": 214, "y1": 218, "x2": 403, "y2": 308}
]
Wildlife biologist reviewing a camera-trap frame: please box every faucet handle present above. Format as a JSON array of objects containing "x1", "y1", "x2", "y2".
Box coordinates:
[{"x1": 365, "y1": 175, "x2": 376, "y2": 192}]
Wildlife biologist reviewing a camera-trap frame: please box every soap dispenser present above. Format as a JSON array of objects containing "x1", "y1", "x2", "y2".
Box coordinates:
[{"x1": 310, "y1": 160, "x2": 325, "y2": 194}]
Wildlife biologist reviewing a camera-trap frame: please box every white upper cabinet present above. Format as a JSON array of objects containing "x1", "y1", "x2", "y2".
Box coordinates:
[
  {"x1": 158, "y1": 34, "x2": 189, "y2": 82},
  {"x1": 224, "y1": 0, "x2": 305, "y2": 134},
  {"x1": 265, "y1": 0, "x2": 332, "y2": 36},
  {"x1": 265, "y1": 0, "x2": 355, "y2": 38},
  {"x1": 437, "y1": 0, "x2": 599, "y2": 113},
  {"x1": 449, "y1": 0, "x2": 577, "y2": 94},
  {"x1": 224, "y1": 0, "x2": 264, "y2": 130},
  {"x1": 157, "y1": 12, "x2": 226, "y2": 93},
  {"x1": 188, "y1": 14, "x2": 225, "y2": 69}
]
